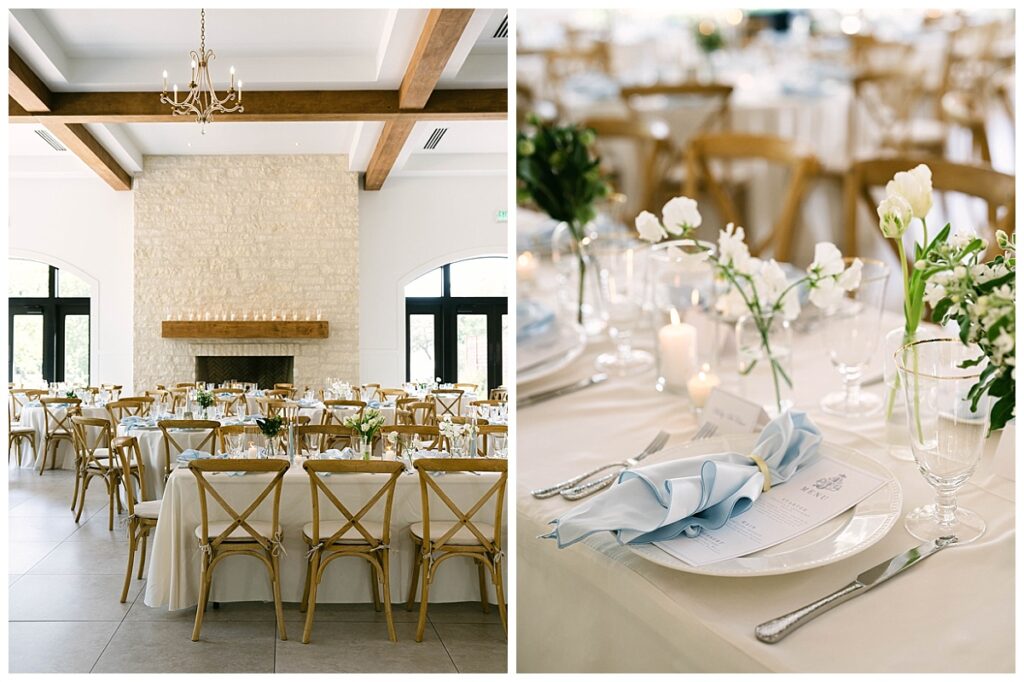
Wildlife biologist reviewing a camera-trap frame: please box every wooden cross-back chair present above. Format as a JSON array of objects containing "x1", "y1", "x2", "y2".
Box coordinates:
[
  {"x1": 217, "y1": 424, "x2": 262, "y2": 453},
  {"x1": 381, "y1": 425, "x2": 444, "y2": 455},
  {"x1": 168, "y1": 388, "x2": 190, "y2": 412},
  {"x1": 213, "y1": 391, "x2": 242, "y2": 413},
  {"x1": 432, "y1": 390, "x2": 465, "y2": 420},
  {"x1": 9, "y1": 389, "x2": 44, "y2": 466},
  {"x1": 111, "y1": 436, "x2": 161, "y2": 602},
  {"x1": 101, "y1": 384, "x2": 123, "y2": 400},
  {"x1": 684, "y1": 132, "x2": 820, "y2": 263},
  {"x1": 406, "y1": 458, "x2": 508, "y2": 642},
  {"x1": 71, "y1": 416, "x2": 137, "y2": 529},
  {"x1": 296, "y1": 424, "x2": 357, "y2": 453},
  {"x1": 395, "y1": 397, "x2": 418, "y2": 424},
  {"x1": 582, "y1": 116, "x2": 675, "y2": 217},
  {"x1": 256, "y1": 397, "x2": 296, "y2": 420},
  {"x1": 175, "y1": 382, "x2": 197, "y2": 389},
  {"x1": 157, "y1": 419, "x2": 219, "y2": 483},
  {"x1": 403, "y1": 401, "x2": 436, "y2": 426},
  {"x1": 844, "y1": 157, "x2": 1016, "y2": 259},
  {"x1": 38, "y1": 397, "x2": 81, "y2": 475},
  {"x1": 321, "y1": 400, "x2": 366, "y2": 428},
  {"x1": 10, "y1": 388, "x2": 45, "y2": 421},
  {"x1": 264, "y1": 389, "x2": 293, "y2": 401},
  {"x1": 378, "y1": 388, "x2": 408, "y2": 404},
  {"x1": 144, "y1": 389, "x2": 172, "y2": 410},
  {"x1": 488, "y1": 387, "x2": 508, "y2": 402},
  {"x1": 300, "y1": 459, "x2": 405, "y2": 643},
  {"x1": 544, "y1": 41, "x2": 611, "y2": 90},
  {"x1": 106, "y1": 397, "x2": 154, "y2": 423},
  {"x1": 849, "y1": 71, "x2": 946, "y2": 160},
  {"x1": 360, "y1": 384, "x2": 382, "y2": 402},
  {"x1": 189, "y1": 458, "x2": 289, "y2": 642},
  {"x1": 477, "y1": 425, "x2": 509, "y2": 458}
]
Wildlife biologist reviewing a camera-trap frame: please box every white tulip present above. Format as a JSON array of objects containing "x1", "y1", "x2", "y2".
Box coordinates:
[
  {"x1": 635, "y1": 210, "x2": 667, "y2": 243},
  {"x1": 885, "y1": 164, "x2": 933, "y2": 219},
  {"x1": 837, "y1": 258, "x2": 863, "y2": 291},
  {"x1": 661, "y1": 196, "x2": 702, "y2": 235},
  {"x1": 809, "y1": 242, "x2": 844, "y2": 278},
  {"x1": 877, "y1": 194, "x2": 913, "y2": 239}
]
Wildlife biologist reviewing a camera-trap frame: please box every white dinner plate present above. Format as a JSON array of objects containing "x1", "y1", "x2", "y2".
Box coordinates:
[
  {"x1": 625, "y1": 434, "x2": 902, "y2": 577},
  {"x1": 516, "y1": 319, "x2": 587, "y2": 385}
]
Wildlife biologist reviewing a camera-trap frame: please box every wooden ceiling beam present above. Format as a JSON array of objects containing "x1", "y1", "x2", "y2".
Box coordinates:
[
  {"x1": 7, "y1": 88, "x2": 506, "y2": 124},
  {"x1": 365, "y1": 9, "x2": 477, "y2": 191},
  {"x1": 9, "y1": 47, "x2": 52, "y2": 111},
  {"x1": 42, "y1": 122, "x2": 133, "y2": 191}
]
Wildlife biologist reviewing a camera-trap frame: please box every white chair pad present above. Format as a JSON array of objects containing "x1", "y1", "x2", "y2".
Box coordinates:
[
  {"x1": 194, "y1": 520, "x2": 275, "y2": 542},
  {"x1": 302, "y1": 520, "x2": 385, "y2": 544},
  {"x1": 409, "y1": 521, "x2": 495, "y2": 546},
  {"x1": 133, "y1": 500, "x2": 162, "y2": 520}
]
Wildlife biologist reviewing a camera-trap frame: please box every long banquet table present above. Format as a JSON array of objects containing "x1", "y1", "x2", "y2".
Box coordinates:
[
  {"x1": 145, "y1": 460, "x2": 508, "y2": 610},
  {"x1": 516, "y1": 310, "x2": 1014, "y2": 673}
]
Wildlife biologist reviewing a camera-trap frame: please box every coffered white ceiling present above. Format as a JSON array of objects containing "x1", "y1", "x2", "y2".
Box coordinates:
[{"x1": 8, "y1": 8, "x2": 508, "y2": 181}]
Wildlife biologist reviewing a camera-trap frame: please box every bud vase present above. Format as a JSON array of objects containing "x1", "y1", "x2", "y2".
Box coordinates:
[
  {"x1": 735, "y1": 311, "x2": 794, "y2": 416},
  {"x1": 883, "y1": 325, "x2": 942, "y2": 461},
  {"x1": 551, "y1": 220, "x2": 606, "y2": 337},
  {"x1": 360, "y1": 438, "x2": 372, "y2": 461}
]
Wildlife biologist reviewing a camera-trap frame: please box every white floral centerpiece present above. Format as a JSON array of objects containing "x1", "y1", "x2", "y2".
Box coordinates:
[
  {"x1": 342, "y1": 408, "x2": 385, "y2": 460},
  {"x1": 636, "y1": 196, "x2": 863, "y2": 412}
]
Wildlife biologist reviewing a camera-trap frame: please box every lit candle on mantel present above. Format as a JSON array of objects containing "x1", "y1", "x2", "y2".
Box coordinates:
[
  {"x1": 687, "y1": 363, "x2": 721, "y2": 409},
  {"x1": 516, "y1": 251, "x2": 538, "y2": 283},
  {"x1": 657, "y1": 308, "x2": 697, "y2": 392}
]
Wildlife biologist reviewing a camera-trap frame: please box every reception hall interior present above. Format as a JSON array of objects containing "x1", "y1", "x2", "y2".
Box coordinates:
[
  {"x1": 7, "y1": 7, "x2": 509, "y2": 674},
  {"x1": 516, "y1": 8, "x2": 1014, "y2": 674}
]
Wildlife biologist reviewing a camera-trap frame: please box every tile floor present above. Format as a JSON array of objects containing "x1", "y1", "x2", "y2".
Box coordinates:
[{"x1": 8, "y1": 467, "x2": 507, "y2": 673}]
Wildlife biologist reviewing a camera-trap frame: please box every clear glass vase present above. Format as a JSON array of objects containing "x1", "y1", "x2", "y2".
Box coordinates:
[
  {"x1": 264, "y1": 435, "x2": 278, "y2": 458},
  {"x1": 359, "y1": 438, "x2": 372, "y2": 461},
  {"x1": 735, "y1": 311, "x2": 794, "y2": 416},
  {"x1": 551, "y1": 220, "x2": 606, "y2": 337},
  {"x1": 883, "y1": 325, "x2": 943, "y2": 461}
]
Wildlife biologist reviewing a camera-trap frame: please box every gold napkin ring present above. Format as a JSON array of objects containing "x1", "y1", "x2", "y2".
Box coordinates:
[{"x1": 749, "y1": 454, "x2": 771, "y2": 492}]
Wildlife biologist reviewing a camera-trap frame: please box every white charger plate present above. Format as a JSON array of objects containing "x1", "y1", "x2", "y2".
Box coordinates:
[
  {"x1": 517, "y1": 320, "x2": 587, "y2": 385},
  {"x1": 625, "y1": 435, "x2": 902, "y2": 577}
]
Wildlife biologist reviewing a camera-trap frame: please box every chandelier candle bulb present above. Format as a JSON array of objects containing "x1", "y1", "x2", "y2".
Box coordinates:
[
  {"x1": 657, "y1": 308, "x2": 698, "y2": 392},
  {"x1": 687, "y1": 364, "x2": 721, "y2": 409}
]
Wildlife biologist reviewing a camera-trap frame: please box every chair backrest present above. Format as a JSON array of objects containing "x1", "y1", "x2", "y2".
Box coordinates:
[
  {"x1": 582, "y1": 116, "x2": 674, "y2": 216},
  {"x1": 214, "y1": 387, "x2": 246, "y2": 395},
  {"x1": 321, "y1": 400, "x2": 366, "y2": 427},
  {"x1": 257, "y1": 397, "x2": 296, "y2": 419},
  {"x1": 684, "y1": 132, "x2": 819, "y2": 262},
  {"x1": 175, "y1": 382, "x2": 197, "y2": 388},
  {"x1": 144, "y1": 389, "x2": 172, "y2": 407},
  {"x1": 488, "y1": 387, "x2": 508, "y2": 401},
  {"x1": 432, "y1": 390, "x2": 464, "y2": 419},
  {"x1": 101, "y1": 384, "x2": 123, "y2": 400},
  {"x1": 39, "y1": 396, "x2": 82, "y2": 436},
  {"x1": 10, "y1": 388, "x2": 45, "y2": 422},
  {"x1": 157, "y1": 419, "x2": 220, "y2": 481},
  {"x1": 453, "y1": 383, "x2": 478, "y2": 393},
  {"x1": 265, "y1": 388, "x2": 293, "y2": 400},
  {"x1": 843, "y1": 156, "x2": 1016, "y2": 258},
  {"x1": 303, "y1": 459, "x2": 404, "y2": 546},
  {"x1": 381, "y1": 425, "x2": 443, "y2": 455},
  {"x1": 111, "y1": 436, "x2": 150, "y2": 508},
  {"x1": 404, "y1": 400, "x2": 436, "y2": 426},
  {"x1": 217, "y1": 424, "x2": 262, "y2": 453},
  {"x1": 71, "y1": 415, "x2": 114, "y2": 471},
  {"x1": 213, "y1": 392, "x2": 241, "y2": 411},
  {"x1": 167, "y1": 387, "x2": 190, "y2": 412},
  {"x1": 378, "y1": 388, "x2": 407, "y2": 403},
  {"x1": 621, "y1": 81, "x2": 733, "y2": 143},
  {"x1": 106, "y1": 397, "x2": 154, "y2": 422},
  {"x1": 477, "y1": 424, "x2": 508, "y2": 457},
  {"x1": 189, "y1": 459, "x2": 289, "y2": 552},
  {"x1": 413, "y1": 458, "x2": 507, "y2": 552},
  {"x1": 296, "y1": 424, "x2": 357, "y2": 452},
  {"x1": 360, "y1": 384, "x2": 382, "y2": 402}
]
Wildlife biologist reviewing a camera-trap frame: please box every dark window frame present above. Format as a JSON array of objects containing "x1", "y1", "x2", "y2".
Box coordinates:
[
  {"x1": 405, "y1": 260, "x2": 507, "y2": 391},
  {"x1": 8, "y1": 264, "x2": 90, "y2": 384}
]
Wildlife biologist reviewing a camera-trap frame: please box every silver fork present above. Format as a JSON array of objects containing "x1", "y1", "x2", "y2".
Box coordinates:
[
  {"x1": 531, "y1": 431, "x2": 670, "y2": 499},
  {"x1": 560, "y1": 422, "x2": 718, "y2": 501}
]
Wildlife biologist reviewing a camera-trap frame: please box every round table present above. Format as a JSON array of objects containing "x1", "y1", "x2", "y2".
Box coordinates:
[{"x1": 17, "y1": 404, "x2": 109, "y2": 471}]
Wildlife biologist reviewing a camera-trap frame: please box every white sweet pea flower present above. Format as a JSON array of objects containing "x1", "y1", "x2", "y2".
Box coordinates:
[
  {"x1": 877, "y1": 194, "x2": 913, "y2": 239},
  {"x1": 666, "y1": 244, "x2": 712, "y2": 273},
  {"x1": 809, "y1": 242, "x2": 844, "y2": 278},
  {"x1": 949, "y1": 232, "x2": 974, "y2": 250},
  {"x1": 808, "y1": 277, "x2": 844, "y2": 310},
  {"x1": 885, "y1": 164, "x2": 933, "y2": 219},
  {"x1": 718, "y1": 223, "x2": 752, "y2": 273},
  {"x1": 837, "y1": 258, "x2": 863, "y2": 291},
  {"x1": 759, "y1": 259, "x2": 790, "y2": 302},
  {"x1": 923, "y1": 280, "x2": 947, "y2": 307},
  {"x1": 635, "y1": 210, "x2": 667, "y2": 243},
  {"x1": 714, "y1": 287, "x2": 748, "y2": 320},
  {"x1": 661, "y1": 196, "x2": 702, "y2": 236},
  {"x1": 779, "y1": 286, "x2": 802, "y2": 320}
]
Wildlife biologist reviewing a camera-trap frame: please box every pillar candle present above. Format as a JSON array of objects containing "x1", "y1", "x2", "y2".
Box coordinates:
[{"x1": 657, "y1": 309, "x2": 697, "y2": 390}]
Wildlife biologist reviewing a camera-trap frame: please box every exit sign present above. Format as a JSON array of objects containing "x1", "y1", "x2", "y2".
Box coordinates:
[{"x1": 496, "y1": 209, "x2": 508, "y2": 223}]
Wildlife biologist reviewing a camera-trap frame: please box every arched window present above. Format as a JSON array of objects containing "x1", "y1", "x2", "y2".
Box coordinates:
[
  {"x1": 8, "y1": 259, "x2": 91, "y2": 385},
  {"x1": 405, "y1": 256, "x2": 508, "y2": 391}
]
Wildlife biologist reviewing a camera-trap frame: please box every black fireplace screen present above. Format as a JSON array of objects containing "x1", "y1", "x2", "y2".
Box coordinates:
[{"x1": 194, "y1": 356, "x2": 294, "y2": 389}]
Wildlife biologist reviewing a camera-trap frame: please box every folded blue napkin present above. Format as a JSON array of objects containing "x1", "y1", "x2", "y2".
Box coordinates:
[
  {"x1": 120, "y1": 416, "x2": 156, "y2": 430},
  {"x1": 543, "y1": 411, "x2": 823, "y2": 549},
  {"x1": 297, "y1": 399, "x2": 318, "y2": 408},
  {"x1": 176, "y1": 449, "x2": 219, "y2": 464},
  {"x1": 368, "y1": 401, "x2": 382, "y2": 409},
  {"x1": 517, "y1": 300, "x2": 555, "y2": 341}
]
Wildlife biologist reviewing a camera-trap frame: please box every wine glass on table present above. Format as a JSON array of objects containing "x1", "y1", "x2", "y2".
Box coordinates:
[{"x1": 593, "y1": 237, "x2": 653, "y2": 375}]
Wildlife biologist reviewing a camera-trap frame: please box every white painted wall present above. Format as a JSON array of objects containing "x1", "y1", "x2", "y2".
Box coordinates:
[
  {"x1": 359, "y1": 174, "x2": 508, "y2": 385},
  {"x1": 8, "y1": 175, "x2": 134, "y2": 387}
]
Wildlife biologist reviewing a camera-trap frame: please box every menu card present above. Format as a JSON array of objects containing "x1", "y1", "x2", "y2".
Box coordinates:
[{"x1": 654, "y1": 456, "x2": 888, "y2": 566}]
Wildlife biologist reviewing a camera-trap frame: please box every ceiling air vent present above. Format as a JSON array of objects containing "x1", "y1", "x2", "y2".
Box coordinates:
[
  {"x1": 423, "y1": 127, "x2": 447, "y2": 150},
  {"x1": 34, "y1": 129, "x2": 67, "y2": 152},
  {"x1": 493, "y1": 14, "x2": 508, "y2": 39}
]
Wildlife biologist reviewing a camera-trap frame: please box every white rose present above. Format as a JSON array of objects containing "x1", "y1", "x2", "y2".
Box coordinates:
[
  {"x1": 666, "y1": 244, "x2": 711, "y2": 273},
  {"x1": 837, "y1": 258, "x2": 863, "y2": 291},
  {"x1": 635, "y1": 210, "x2": 667, "y2": 243},
  {"x1": 661, "y1": 196, "x2": 702, "y2": 236},
  {"x1": 809, "y1": 242, "x2": 844, "y2": 278},
  {"x1": 885, "y1": 164, "x2": 933, "y2": 219},
  {"x1": 923, "y1": 280, "x2": 947, "y2": 307},
  {"x1": 809, "y1": 277, "x2": 843, "y2": 310},
  {"x1": 877, "y1": 194, "x2": 913, "y2": 239}
]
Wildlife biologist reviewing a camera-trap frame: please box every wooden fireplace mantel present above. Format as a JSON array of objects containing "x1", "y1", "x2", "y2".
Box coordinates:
[{"x1": 161, "y1": 320, "x2": 329, "y2": 340}]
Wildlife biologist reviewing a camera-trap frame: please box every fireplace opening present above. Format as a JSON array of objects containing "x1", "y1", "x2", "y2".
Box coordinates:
[{"x1": 195, "y1": 356, "x2": 294, "y2": 388}]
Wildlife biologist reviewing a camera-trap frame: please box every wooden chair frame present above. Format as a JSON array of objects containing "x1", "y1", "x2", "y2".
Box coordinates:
[
  {"x1": 157, "y1": 419, "x2": 219, "y2": 483},
  {"x1": 404, "y1": 401, "x2": 436, "y2": 426},
  {"x1": 39, "y1": 397, "x2": 81, "y2": 475},
  {"x1": 217, "y1": 424, "x2": 262, "y2": 453},
  {"x1": 684, "y1": 132, "x2": 819, "y2": 262},
  {"x1": 406, "y1": 458, "x2": 508, "y2": 642},
  {"x1": 321, "y1": 400, "x2": 366, "y2": 427},
  {"x1": 295, "y1": 424, "x2": 357, "y2": 453},
  {"x1": 71, "y1": 416, "x2": 135, "y2": 529},
  {"x1": 300, "y1": 460, "x2": 404, "y2": 643},
  {"x1": 432, "y1": 391, "x2": 464, "y2": 420},
  {"x1": 488, "y1": 388, "x2": 508, "y2": 402},
  {"x1": 189, "y1": 458, "x2": 289, "y2": 641},
  {"x1": 112, "y1": 436, "x2": 158, "y2": 602},
  {"x1": 477, "y1": 425, "x2": 508, "y2": 458},
  {"x1": 106, "y1": 397, "x2": 155, "y2": 423}
]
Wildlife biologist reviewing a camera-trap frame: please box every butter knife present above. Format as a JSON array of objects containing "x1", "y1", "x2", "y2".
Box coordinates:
[
  {"x1": 755, "y1": 536, "x2": 957, "y2": 643},
  {"x1": 519, "y1": 373, "x2": 608, "y2": 408}
]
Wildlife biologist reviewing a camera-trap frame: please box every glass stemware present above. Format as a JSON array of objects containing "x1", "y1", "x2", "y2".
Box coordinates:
[
  {"x1": 491, "y1": 433, "x2": 508, "y2": 459},
  {"x1": 820, "y1": 258, "x2": 890, "y2": 417},
  {"x1": 593, "y1": 237, "x2": 653, "y2": 375},
  {"x1": 896, "y1": 339, "x2": 991, "y2": 544}
]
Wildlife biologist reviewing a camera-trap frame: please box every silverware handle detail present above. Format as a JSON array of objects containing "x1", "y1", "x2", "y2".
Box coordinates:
[
  {"x1": 531, "y1": 463, "x2": 622, "y2": 498},
  {"x1": 754, "y1": 581, "x2": 865, "y2": 643},
  {"x1": 561, "y1": 471, "x2": 618, "y2": 500}
]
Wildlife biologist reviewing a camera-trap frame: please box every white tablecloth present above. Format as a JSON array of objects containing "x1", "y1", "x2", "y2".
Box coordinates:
[
  {"x1": 116, "y1": 426, "x2": 220, "y2": 500},
  {"x1": 516, "y1": 311, "x2": 1013, "y2": 673},
  {"x1": 144, "y1": 462, "x2": 508, "y2": 610},
  {"x1": 17, "y1": 405, "x2": 109, "y2": 470}
]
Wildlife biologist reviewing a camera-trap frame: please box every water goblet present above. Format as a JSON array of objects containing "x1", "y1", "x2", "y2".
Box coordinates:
[
  {"x1": 896, "y1": 338, "x2": 992, "y2": 544},
  {"x1": 593, "y1": 237, "x2": 653, "y2": 375},
  {"x1": 491, "y1": 433, "x2": 508, "y2": 459},
  {"x1": 820, "y1": 259, "x2": 890, "y2": 417}
]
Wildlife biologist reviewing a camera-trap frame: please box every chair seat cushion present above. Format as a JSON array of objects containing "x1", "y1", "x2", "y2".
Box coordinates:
[
  {"x1": 10, "y1": 425, "x2": 35, "y2": 435},
  {"x1": 194, "y1": 520, "x2": 275, "y2": 542},
  {"x1": 133, "y1": 500, "x2": 162, "y2": 520},
  {"x1": 302, "y1": 521, "x2": 384, "y2": 544},
  {"x1": 409, "y1": 521, "x2": 495, "y2": 546}
]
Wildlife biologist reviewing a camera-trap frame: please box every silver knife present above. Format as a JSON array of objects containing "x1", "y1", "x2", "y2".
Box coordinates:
[
  {"x1": 518, "y1": 373, "x2": 608, "y2": 408},
  {"x1": 754, "y1": 536, "x2": 957, "y2": 643}
]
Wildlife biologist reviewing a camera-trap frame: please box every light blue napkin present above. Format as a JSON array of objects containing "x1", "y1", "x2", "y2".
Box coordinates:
[
  {"x1": 297, "y1": 399, "x2": 318, "y2": 408},
  {"x1": 176, "y1": 449, "x2": 217, "y2": 464},
  {"x1": 368, "y1": 401, "x2": 382, "y2": 409},
  {"x1": 543, "y1": 411, "x2": 823, "y2": 549},
  {"x1": 25, "y1": 400, "x2": 42, "y2": 407},
  {"x1": 121, "y1": 416, "x2": 156, "y2": 430},
  {"x1": 517, "y1": 300, "x2": 555, "y2": 341}
]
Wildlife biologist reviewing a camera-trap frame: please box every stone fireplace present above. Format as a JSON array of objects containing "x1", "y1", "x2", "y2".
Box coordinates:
[{"x1": 195, "y1": 355, "x2": 294, "y2": 388}]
